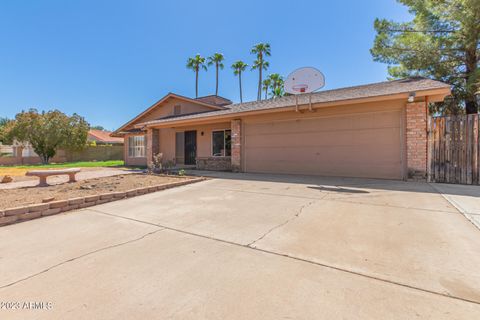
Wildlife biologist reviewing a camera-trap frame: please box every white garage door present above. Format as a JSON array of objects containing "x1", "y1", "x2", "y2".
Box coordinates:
[{"x1": 244, "y1": 110, "x2": 403, "y2": 179}]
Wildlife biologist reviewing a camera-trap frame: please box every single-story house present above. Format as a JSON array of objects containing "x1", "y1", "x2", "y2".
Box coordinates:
[
  {"x1": 88, "y1": 130, "x2": 124, "y2": 145},
  {"x1": 111, "y1": 78, "x2": 451, "y2": 180}
]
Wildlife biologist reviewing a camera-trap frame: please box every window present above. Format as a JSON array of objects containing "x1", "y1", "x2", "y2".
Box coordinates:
[
  {"x1": 128, "y1": 135, "x2": 146, "y2": 158},
  {"x1": 173, "y1": 105, "x2": 181, "y2": 115},
  {"x1": 212, "y1": 130, "x2": 231, "y2": 157}
]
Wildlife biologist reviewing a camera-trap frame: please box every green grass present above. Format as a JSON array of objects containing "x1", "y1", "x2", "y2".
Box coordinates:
[{"x1": 1, "y1": 160, "x2": 125, "y2": 169}]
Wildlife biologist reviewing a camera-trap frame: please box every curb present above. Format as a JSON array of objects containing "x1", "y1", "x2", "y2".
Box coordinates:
[{"x1": 0, "y1": 177, "x2": 206, "y2": 227}]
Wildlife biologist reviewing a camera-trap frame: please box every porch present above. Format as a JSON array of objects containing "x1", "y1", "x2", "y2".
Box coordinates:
[{"x1": 131, "y1": 119, "x2": 241, "y2": 172}]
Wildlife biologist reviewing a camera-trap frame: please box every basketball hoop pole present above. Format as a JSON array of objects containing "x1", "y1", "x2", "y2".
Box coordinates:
[
  {"x1": 308, "y1": 93, "x2": 313, "y2": 112},
  {"x1": 295, "y1": 95, "x2": 299, "y2": 112}
]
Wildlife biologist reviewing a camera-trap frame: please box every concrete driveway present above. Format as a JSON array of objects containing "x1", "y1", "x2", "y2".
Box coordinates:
[{"x1": 1, "y1": 173, "x2": 480, "y2": 319}]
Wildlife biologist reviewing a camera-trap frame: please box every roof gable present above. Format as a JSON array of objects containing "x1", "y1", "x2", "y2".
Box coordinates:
[{"x1": 112, "y1": 93, "x2": 228, "y2": 136}]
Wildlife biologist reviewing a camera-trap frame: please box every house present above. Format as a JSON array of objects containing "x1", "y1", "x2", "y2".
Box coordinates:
[
  {"x1": 111, "y1": 78, "x2": 451, "y2": 180},
  {"x1": 88, "y1": 130, "x2": 124, "y2": 145}
]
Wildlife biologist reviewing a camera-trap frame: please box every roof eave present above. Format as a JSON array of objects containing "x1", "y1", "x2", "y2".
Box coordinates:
[{"x1": 135, "y1": 87, "x2": 451, "y2": 129}]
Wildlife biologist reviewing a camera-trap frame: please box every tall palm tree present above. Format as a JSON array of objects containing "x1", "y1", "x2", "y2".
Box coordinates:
[
  {"x1": 251, "y1": 43, "x2": 271, "y2": 101},
  {"x1": 186, "y1": 54, "x2": 207, "y2": 98},
  {"x1": 231, "y1": 60, "x2": 248, "y2": 103},
  {"x1": 262, "y1": 78, "x2": 272, "y2": 99},
  {"x1": 207, "y1": 53, "x2": 225, "y2": 96},
  {"x1": 268, "y1": 73, "x2": 284, "y2": 97}
]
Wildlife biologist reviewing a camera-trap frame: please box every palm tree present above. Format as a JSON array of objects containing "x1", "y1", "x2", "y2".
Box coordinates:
[
  {"x1": 262, "y1": 78, "x2": 272, "y2": 99},
  {"x1": 186, "y1": 54, "x2": 207, "y2": 98},
  {"x1": 268, "y1": 73, "x2": 284, "y2": 97},
  {"x1": 207, "y1": 53, "x2": 225, "y2": 96},
  {"x1": 231, "y1": 60, "x2": 248, "y2": 103},
  {"x1": 251, "y1": 43, "x2": 271, "y2": 101}
]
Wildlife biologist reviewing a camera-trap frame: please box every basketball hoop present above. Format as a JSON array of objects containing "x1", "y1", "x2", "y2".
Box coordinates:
[
  {"x1": 292, "y1": 84, "x2": 309, "y2": 93},
  {"x1": 284, "y1": 67, "x2": 325, "y2": 113}
]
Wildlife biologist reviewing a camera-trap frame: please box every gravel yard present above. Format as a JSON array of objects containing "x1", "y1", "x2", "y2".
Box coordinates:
[{"x1": 0, "y1": 174, "x2": 193, "y2": 209}]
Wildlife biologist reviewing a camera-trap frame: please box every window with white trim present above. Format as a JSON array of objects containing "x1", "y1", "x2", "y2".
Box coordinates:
[
  {"x1": 212, "y1": 130, "x2": 231, "y2": 157},
  {"x1": 128, "y1": 135, "x2": 146, "y2": 158}
]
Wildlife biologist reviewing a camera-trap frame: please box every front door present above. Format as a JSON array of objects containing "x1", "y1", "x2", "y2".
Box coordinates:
[{"x1": 184, "y1": 130, "x2": 197, "y2": 165}]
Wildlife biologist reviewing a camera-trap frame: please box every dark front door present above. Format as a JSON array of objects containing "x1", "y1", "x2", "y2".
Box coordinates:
[{"x1": 184, "y1": 130, "x2": 197, "y2": 165}]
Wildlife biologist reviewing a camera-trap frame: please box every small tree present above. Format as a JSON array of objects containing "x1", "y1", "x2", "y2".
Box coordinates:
[
  {"x1": 0, "y1": 117, "x2": 11, "y2": 143},
  {"x1": 5, "y1": 109, "x2": 89, "y2": 164}
]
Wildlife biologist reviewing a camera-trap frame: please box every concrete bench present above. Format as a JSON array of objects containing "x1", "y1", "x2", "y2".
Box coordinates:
[{"x1": 26, "y1": 168, "x2": 81, "y2": 187}]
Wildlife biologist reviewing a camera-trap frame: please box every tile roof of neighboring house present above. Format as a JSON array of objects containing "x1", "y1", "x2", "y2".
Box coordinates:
[
  {"x1": 88, "y1": 130, "x2": 124, "y2": 143},
  {"x1": 195, "y1": 95, "x2": 233, "y2": 107},
  {"x1": 137, "y1": 77, "x2": 451, "y2": 127}
]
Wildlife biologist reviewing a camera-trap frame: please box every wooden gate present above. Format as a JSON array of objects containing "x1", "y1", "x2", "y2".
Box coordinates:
[{"x1": 428, "y1": 115, "x2": 479, "y2": 184}]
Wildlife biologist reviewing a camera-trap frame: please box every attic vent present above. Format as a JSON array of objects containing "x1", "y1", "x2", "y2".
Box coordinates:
[{"x1": 173, "y1": 105, "x2": 181, "y2": 115}]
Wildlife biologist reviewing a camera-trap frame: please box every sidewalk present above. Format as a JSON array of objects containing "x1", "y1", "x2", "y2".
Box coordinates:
[{"x1": 431, "y1": 183, "x2": 480, "y2": 229}]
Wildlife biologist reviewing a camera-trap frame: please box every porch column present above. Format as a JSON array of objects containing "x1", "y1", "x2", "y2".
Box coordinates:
[
  {"x1": 405, "y1": 101, "x2": 428, "y2": 180},
  {"x1": 146, "y1": 128, "x2": 160, "y2": 169},
  {"x1": 231, "y1": 119, "x2": 242, "y2": 172}
]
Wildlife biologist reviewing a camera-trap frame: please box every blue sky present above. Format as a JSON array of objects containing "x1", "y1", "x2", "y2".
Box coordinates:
[{"x1": 0, "y1": 0, "x2": 411, "y2": 130}]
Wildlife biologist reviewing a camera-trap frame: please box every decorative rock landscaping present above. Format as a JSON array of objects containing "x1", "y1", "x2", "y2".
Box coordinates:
[{"x1": 0, "y1": 176, "x2": 206, "y2": 227}]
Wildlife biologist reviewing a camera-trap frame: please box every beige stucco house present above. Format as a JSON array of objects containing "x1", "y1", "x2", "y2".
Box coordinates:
[{"x1": 111, "y1": 78, "x2": 451, "y2": 180}]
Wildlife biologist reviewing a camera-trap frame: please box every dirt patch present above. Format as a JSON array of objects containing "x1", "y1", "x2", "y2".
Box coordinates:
[{"x1": 0, "y1": 174, "x2": 194, "y2": 210}]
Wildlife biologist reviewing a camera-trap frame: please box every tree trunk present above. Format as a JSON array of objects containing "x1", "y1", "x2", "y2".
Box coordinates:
[
  {"x1": 41, "y1": 154, "x2": 49, "y2": 165},
  {"x1": 258, "y1": 63, "x2": 262, "y2": 101},
  {"x1": 465, "y1": 48, "x2": 478, "y2": 114},
  {"x1": 264, "y1": 87, "x2": 268, "y2": 99},
  {"x1": 215, "y1": 64, "x2": 219, "y2": 96},
  {"x1": 239, "y1": 72, "x2": 243, "y2": 103},
  {"x1": 195, "y1": 68, "x2": 199, "y2": 98}
]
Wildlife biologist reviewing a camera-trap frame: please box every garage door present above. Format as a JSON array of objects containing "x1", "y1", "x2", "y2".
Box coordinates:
[{"x1": 244, "y1": 110, "x2": 403, "y2": 179}]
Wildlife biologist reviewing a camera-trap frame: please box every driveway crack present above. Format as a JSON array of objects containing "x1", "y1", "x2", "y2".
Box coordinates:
[
  {"x1": 0, "y1": 228, "x2": 164, "y2": 290},
  {"x1": 247, "y1": 200, "x2": 317, "y2": 247}
]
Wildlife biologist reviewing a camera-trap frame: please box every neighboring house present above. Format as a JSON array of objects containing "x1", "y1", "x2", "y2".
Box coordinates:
[
  {"x1": 111, "y1": 78, "x2": 451, "y2": 180},
  {"x1": 88, "y1": 130, "x2": 124, "y2": 145}
]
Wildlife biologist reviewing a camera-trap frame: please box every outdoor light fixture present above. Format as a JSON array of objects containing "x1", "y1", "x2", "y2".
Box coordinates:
[{"x1": 408, "y1": 92, "x2": 416, "y2": 103}]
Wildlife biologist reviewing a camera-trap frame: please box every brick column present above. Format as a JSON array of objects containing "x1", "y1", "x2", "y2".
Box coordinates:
[
  {"x1": 231, "y1": 119, "x2": 242, "y2": 172},
  {"x1": 146, "y1": 129, "x2": 153, "y2": 169},
  {"x1": 146, "y1": 128, "x2": 160, "y2": 169},
  {"x1": 405, "y1": 101, "x2": 428, "y2": 180}
]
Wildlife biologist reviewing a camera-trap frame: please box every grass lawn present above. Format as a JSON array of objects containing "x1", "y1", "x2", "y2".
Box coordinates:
[{"x1": 0, "y1": 160, "x2": 125, "y2": 176}]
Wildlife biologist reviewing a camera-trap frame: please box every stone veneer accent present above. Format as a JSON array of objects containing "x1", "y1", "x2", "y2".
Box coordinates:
[
  {"x1": 0, "y1": 177, "x2": 206, "y2": 227},
  {"x1": 231, "y1": 119, "x2": 242, "y2": 172},
  {"x1": 405, "y1": 101, "x2": 428, "y2": 180},
  {"x1": 196, "y1": 157, "x2": 232, "y2": 171}
]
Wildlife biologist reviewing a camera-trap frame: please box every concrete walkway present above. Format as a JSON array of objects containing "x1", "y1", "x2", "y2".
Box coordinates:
[
  {"x1": 1, "y1": 173, "x2": 480, "y2": 319},
  {"x1": 431, "y1": 182, "x2": 480, "y2": 229}
]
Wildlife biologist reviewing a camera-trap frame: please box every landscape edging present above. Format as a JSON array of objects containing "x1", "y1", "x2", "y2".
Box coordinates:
[{"x1": 0, "y1": 177, "x2": 206, "y2": 227}]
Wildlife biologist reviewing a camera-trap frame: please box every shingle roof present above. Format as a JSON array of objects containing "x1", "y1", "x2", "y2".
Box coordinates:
[
  {"x1": 137, "y1": 77, "x2": 450, "y2": 127},
  {"x1": 195, "y1": 95, "x2": 233, "y2": 107}
]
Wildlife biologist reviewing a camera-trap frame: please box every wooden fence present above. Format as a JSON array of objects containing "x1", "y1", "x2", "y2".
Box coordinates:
[{"x1": 428, "y1": 114, "x2": 479, "y2": 184}]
